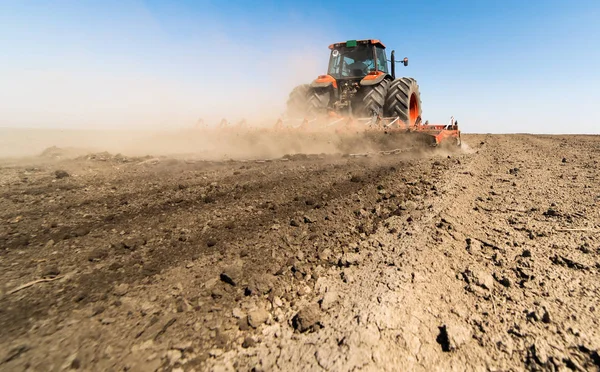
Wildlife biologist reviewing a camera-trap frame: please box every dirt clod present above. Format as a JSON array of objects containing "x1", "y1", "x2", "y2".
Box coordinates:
[
  {"x1": 237, "y1": 317, "x2": 250, "y2": 331},
  {"x1": 497, "y1": 276, "x2": 512, "y2": 288},
  {"x1": 54, "y1": 170, "x2": 70, "y2": 179},
  {"x1": 121, "y1": 237, "x2": 145, "y2": 250},
  {"x1": 292, "y1": 304, "x2": 321, "y2": 333},
  {"x1": 70, "y1": 358, "x2": 81, "y2": 369},
  {"x1": 463, "y1": 269, "x2": 495, "y2": 290},
  {"x1": 41, "y1": 266, "x2": 60, "y2": 278},
  {"x1": 91, "y1": 306, "x2": 105, "y2": 316},
  {"x1": 113, "y1": 283, "x2": 129, "y2": 296},
  {"x1": 320, "y1": 291, "x2": 339, "y2": 311},
  {"x1": 542, "y1": 310, "x2": 551, "y2": 324},
  {"x1": 437, "y1": 323, "x2": 472, "y2": 352},
  {"x1": 247, "y1": 308, "x2": 269, "y2": 328},
  {"x1": 220, "y1": 268, "x2": 240, "y2": 286},
  {"x1": 87, "y1": 248, "x2": 108, "y2": 262},
  {"x1": 242, "y1": 337, "x2": 256, "y2": 348}
]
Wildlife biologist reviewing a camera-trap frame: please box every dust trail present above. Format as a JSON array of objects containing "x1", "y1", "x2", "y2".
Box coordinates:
[{"x1": 0, "y1": 127, "x2": 461, "y2": 161}]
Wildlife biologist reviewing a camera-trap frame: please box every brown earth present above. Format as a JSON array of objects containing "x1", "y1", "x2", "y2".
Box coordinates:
[{"x1": 0, "y1": 134, "x2": 599, "y2": 371}]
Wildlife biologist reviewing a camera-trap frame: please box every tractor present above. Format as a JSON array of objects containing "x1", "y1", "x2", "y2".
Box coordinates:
[
  {"x1": 287, "y1": 39, "x2": 421, "y2": 124},
  {"x1": 284, "y1": 39, "x2": 460, "y2": 146}
]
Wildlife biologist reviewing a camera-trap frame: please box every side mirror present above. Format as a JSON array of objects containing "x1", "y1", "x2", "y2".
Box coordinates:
[{"x1": 403, "y1": 57, "x2": 409, "y2": 66}]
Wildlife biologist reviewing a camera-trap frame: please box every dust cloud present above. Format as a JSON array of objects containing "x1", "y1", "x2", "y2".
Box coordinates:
[
  {"x1": 0, "y1": 127, "x2": 447, "y2": 161},
  {"x1": 0, "y1": 29, "x2": 340, "y2": 158},
  {"x1": 1, "y1": 23, "x2": 448, "y2": 160}
]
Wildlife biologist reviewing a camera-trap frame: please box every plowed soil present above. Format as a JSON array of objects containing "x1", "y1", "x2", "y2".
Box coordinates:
[{"x1": 1, "y1": 134, "x2": 599, "y2": 371}]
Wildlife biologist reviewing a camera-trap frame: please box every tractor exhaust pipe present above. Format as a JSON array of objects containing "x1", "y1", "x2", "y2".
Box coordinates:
[{"x1": 391, "y1": 50, "x2": 395, "y2": 79}]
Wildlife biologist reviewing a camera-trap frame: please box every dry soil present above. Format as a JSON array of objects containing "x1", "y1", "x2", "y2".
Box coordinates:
[{"x1": 1, "y1": 133, "x2": 599, "y2": 371}]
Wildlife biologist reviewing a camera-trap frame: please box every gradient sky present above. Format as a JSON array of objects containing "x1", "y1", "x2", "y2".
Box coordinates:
[{"x1": 1, "y1": 0, "x2": 599, "y2": 133}]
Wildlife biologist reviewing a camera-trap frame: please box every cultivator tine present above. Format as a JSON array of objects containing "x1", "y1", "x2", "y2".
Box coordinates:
[
  {"x1": 326, "y1": 118, "x2": 345, "y2": 127},
  {"x1": 384, "y1": 117, "x2": 400, "y2": 128}
]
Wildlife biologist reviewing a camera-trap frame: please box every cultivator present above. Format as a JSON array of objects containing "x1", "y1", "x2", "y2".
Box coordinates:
[
  {"x1": 195, "y1": 114, "x2": 460, "y2": 147},
  {"x1": 272, "y1": 113, "x2": 461, "y2": 146}
]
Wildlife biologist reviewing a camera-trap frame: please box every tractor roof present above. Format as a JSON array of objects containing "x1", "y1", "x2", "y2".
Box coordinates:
[{"x1": 328, "y1": 39, "x2": 386, "y2": 50}]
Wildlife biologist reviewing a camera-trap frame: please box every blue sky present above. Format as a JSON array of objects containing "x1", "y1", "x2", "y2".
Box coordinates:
[{"x1": 1, "y1": 0, "x2": 599, "y2": 133}]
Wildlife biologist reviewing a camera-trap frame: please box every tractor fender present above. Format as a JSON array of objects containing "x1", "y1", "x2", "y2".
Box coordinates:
[
  {"x1": 310, "y1": 74, "x2": 338, "y2": 89},
  {"x1": 360, "y1": 71, "x2": 388, "y2": 86}
]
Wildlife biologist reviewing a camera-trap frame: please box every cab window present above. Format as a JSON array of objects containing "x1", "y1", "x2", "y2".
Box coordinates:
[
  {"x1": 376, "y1": 47, "x2": 388, "y2": 73},
  {"x1": 328, "y1": 44, "x2": 375, "y2": 78}
]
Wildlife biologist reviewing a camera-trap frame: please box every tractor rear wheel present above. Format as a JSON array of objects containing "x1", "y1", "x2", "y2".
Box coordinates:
[
  {"x1": 384, "y1": 78, "x2": 422, "y2": 125},
  {"x1": 286, "y1": 84, "x2": 310, "y2": 116},
  {"x1": 354, "y1": 79, "x2": 390, "y2": 117},
  {"x1": 306, "y1": 87, "x2": 330, "y2": 116}
]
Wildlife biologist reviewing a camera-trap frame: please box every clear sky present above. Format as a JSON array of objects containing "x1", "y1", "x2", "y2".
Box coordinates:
[{"x1": 1, "y1": 0, "x2": 599, "y2": 133}]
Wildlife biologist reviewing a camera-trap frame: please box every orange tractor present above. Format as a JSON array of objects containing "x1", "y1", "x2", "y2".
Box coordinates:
[{"x1": 282, "y1": 39, "x2": 461, "y2": 146}]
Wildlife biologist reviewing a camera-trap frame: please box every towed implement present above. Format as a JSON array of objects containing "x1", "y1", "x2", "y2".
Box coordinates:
[{"x1": 282, "y1": 39, "x2": 461, "y2": 146}]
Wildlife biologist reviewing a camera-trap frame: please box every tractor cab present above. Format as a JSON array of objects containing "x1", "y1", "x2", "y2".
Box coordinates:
[
  {"x1": 327, "y1": 39, "x2": 389, "y2": 79},
  {"x1": 325, "y1": 39, "x2": 408, "y2": 83}
]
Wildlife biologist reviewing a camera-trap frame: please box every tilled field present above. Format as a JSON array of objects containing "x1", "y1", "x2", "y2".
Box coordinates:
[{"x1": 1, "y1": 134, "x2": 599, "y2": 371}]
